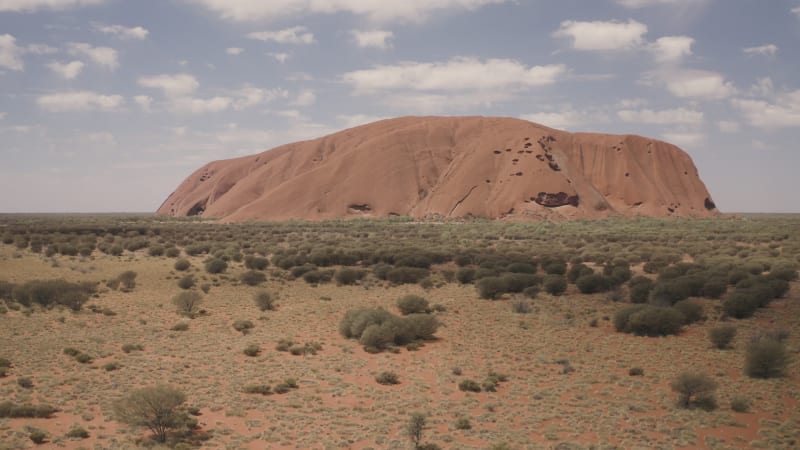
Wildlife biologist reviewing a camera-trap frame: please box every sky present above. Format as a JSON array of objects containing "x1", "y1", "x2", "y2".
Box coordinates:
[{"x1": 1, "y1": 0, "x2": 799, "y2": 214}]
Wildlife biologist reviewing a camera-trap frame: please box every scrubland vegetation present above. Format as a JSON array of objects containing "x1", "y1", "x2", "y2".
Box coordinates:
[{"x1": 0, "y1": 214, "x2": 798, "y2": 448}]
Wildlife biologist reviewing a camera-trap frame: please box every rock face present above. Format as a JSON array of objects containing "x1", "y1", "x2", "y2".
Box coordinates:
[{"x1": 156, "y1": 116, "x2": 718, "y2": 222}]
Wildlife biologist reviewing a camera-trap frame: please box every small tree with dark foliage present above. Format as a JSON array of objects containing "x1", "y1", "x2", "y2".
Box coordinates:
[{"x1": 113, "y1": 385, "x2": 187, "y2": 443}]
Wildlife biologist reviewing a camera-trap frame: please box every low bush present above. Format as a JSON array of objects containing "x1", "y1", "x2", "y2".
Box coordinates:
[
  {"x1": 240, "y1": 270, "x2": 266, "y2": 286},
  {"x1": 511, "y1": 299, "x2": 532, "y2": 314},
  {"x1": 66, "y1": 426, "x2": 90, "y2": 439},
  {"x1": 543, "y1": 275, "x2": 567, "y2": 296},
  {"x1": 0, "y1": 402, "x2": 59, "y2": 418},
  {"x1": 458, "y1": 379, "x2": 481, "y2": 392},
  {"x1": 397, "y1": 295, "x2": 430, "y2": 315},
  {"x1": 649, "y1": 280, "x2": 690, "y2": 306},
  {"x1": 302, "y1": 269, "x2": 333, "y2": 284},
  {"x1": 172, "y1": 291, "x2": 203, "y2": 317},
  {"x1": 671, "y1": 372, "x2": 718, "y2": 410},
  {"x1": 386, "y1": 267, "x2": 430, "y2": 284},
  {"x1": 204, "y1": 258, "x2": 227, "y2": 274},
  {"x1": 629, "y1": 367, "x2": 644, "y2": 376},
  {"x1": 18, "y1": 377, "x2": 33, "y2": 388},
  {"x1": 253, "y1": 290, "x2": 276, "y2": 311},
  {"x1": 745, "y1": 336, "x2": 788, "y2": 379},
  {"x1": 730, "y1": 396, "x2": 751, "y2": 413},
  {"x1": 575, "y1": 274, "x2": 611, "y2": 294},
  {"x1": 709, "y1": 325, "x2": 736, "y2": 349},
  {"x1": 243, "y1": 384, "x2": 271, "y2": 395},
  {"x1": 244, "y1": 255, "x2": 269, "y2": 270},
  {"x1": 171, "y1": 321, "x2": 189, "y2": 331},
  {"x1": 340, "y1": 308, "x2": 440, "y2": 352},
  {"x1": 335, "y1": 268, "x2": 366, "y2": 285},
  {"x1": 29, "y1": 429, "x2": 47, "y2": 444},
  {"x1": 567, "y1": 263, "x2": 594, "y2": 283},
  {"x1": 614, "y1": 304, "x2": 684, "y2": 336},
  {"x1": 722, "y1": 291, "x2": 758, "y2": 319},
  {"x1": 673, "y1": 299, "x2": 703, "y2": 324},
  {"x1": 476, "y1": 276, "x2": 507, "y2": 300},
  {"x1": 455, "y1": 268, "x2": 476, "y2": 284},
  {"x1": 243, "y1": 344, "x2": 260, "y2": 357},
  {"x1": 177, "y1": 275, "x2": 195, "y2": 290},
  {"x1": 12, "y1": 279, "x2": 95, "y2": 311},
  {"x1": 454, "y1": 417, "x2": 472, "y2": 430},
  {"x1": 174, "y1": 259, "x2": 191, "y2": 271},
  {"x1": 375, "y1": 371, "x2": 400, "y2": 385},
  {"x1": 121, "y1": 343, "x2": 144, "y2": 353},
  {"x1": 232, "y1": 320, "x2": 254, "y2": 335}
]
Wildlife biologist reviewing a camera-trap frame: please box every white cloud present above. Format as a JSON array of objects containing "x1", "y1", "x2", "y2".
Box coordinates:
[
  {"x1": 232, "y1": 86, "x2": 288, "y2": 109},
  {"x1": 25, "y1": 44, "x2": 58, "y2": 55},
  {"x1": 661, "y1": 131, "x2": 705, "y2": 146},
  {"x1": 732, "y1": 91, "x2": 800, "y2": 129},
  {"x1": 37, "y1": 90, "x2": 124, "y2": 112},
  {"x1": 749, "y1": 77, "x2": 773, "y2": 97},
  {"x1": 134, "y1": 95, "x2": 153, "y2": 112},
  {"x1": 351, "y1": 30, "x2": 393, "y2": 49},
  {"x1": 85, "y1": 131, "x2": 115, "y2": 144},
  {"x1": 343, "y1": 57, "x2": 565, "y2": 92},
  {"x1": 553, "y1": 19, "x2": 647, "y2": 51},
  {"x1": 617, "y1": 107, "x2": 704, "y2": 125},
  {"x1": 94, "y1": 23, "x2": 149, "y2": 40},
  {"x1": 138, "y1": 73, "x2": 199, "y2": 97},
  {"x1": 0, "y1": 0, "x2": 105, "y2": 12},
  {"x1": 717, "y1": 120, "x2": 739, "y2": 133},
  {"x1": 46, "y1": 60, "x2": 84, "y2": 79},
  {"x1": 742, "y1": 44, "x2": 777, "y2": 57},
  {"x1": 649, "y1": 70, "x2": 736, "y2": 100},
  {"x1": 226, "y1": 47, "x2": 244, "y2": 55},
  {"x1": 0, "y1": 34, "x2": 24, "y2": 71},
  {"x1": 247, "y1": 26, "x2": 315, "y2": 44},
  {"x1": 792, "y1": 6, "x2": 800, "y2": 17},
  {"x1": 269, "y1": 52, "x2": 290, "y2": 63},
  {"x1": 616, "y1": 0, "x2": 705, "y2": 8},
  {"x1": 291, "y1": 89, "x2": 316, "y2": 106},
  {"x1": 67, "y1": 42, "x2": 119, "y2": 69},
  {"x1": 650, "y1": 36, "x2": 694, "y2": 62},
  {"x1": 186, "y1": 0, "x2": 511, "y2": 23},
  {"x1": 170, "y1": 97, "x2": 232, "y2": 114},
  {"x1": 0, "y1": 112, "x2": 5, "y2": 119}
]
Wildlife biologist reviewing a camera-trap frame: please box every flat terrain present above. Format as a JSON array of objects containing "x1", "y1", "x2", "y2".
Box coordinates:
[{"x1": 0, "y1": 216, "x2": 798, "y2": 449}]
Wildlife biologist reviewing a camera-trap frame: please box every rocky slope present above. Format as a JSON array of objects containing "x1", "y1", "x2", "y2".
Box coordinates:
[{"x1": 157, "y1": 116, "x2": 718, "y2": 222}]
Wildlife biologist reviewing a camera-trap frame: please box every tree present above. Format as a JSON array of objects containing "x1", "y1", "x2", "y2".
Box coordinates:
[
  {"x1": 406, "y1": 412, "x2": 426, "y2": 449},
  {"x1": 671, "y1": 372, "x2": 717, "y2": 410},
  {"x1": 113, "y1": 385, "x2": 187, "y2": 443},
  {"x1": 745, "y1": 337, "x2": 788, "y2": 379}
]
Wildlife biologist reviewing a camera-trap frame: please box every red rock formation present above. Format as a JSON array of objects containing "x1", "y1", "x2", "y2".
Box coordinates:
[{"x1": 156, "y1": 116, "x2": 718, "y2": 222}]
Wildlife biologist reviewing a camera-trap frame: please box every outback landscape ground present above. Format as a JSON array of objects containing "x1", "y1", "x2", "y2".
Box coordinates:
[{"x1": 0, "y1": 214, "x2": 797, "y2": 449}]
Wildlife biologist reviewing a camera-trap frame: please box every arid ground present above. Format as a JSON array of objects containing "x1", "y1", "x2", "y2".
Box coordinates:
[{"x1": 0, "y1": 215, "x2": 797, "y2": 449}]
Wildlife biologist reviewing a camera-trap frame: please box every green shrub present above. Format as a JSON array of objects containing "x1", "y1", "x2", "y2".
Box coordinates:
[
  {"x1": 701, "y1": 278, "x2": 728, "y2": 299},
  {"x1": 709, "y1": 325, "x2": 736, "y2": 349},
  {"x1": 375, "y1": 371, "x2": 400, "y2": 385},
  {"x1": 254, "y1": 290, "x2": 276, "y2": 311},
  {"x1": 649, "y1": 280, "x2": 690, "y2": 306},
  {"x1": 673, "y1": 299, "x2": 703, "y2": 324},
  {"x1": 244, "y1": 255, "x2": 269, "y2": 270},
  {"x1": 731, "y1": 396, "x2": 751, "y2": 413},
  {"x1": 104, "y1": 362, "x2": 120, "y2": 371},
  {"x1": 18, "y1": 377, "x2": 33, "y2": 388},
  {"x1": 335, "y1": 268, "x2": 366, "y2": 285},
  {"x1": 232, "y1": 320, "x2": 254, "y2": 334},
  {"x1": 204, "y1": 258, "x2": 227, "y2": 274},
  {"x1": 172, "y1": 291, "x2": 202, "y2": 317},
  {"x1": 177, "y1": 275, "x2": 195, "y2": 290},
  {"x1": 243, "y1": 384, "x2": 272, "y2": 395},
  {"x1": 29, "y1": 429, "x2": 47, "y2": 444},
  {"x1": 507, "y1": 262, "x2": 537, "y2": 274},
  {"x1": 0, "y1": 357, "x2": 11, "y2": 368},
  {"x1": 75, "y1": 353, "x2": 93, "y2": 364},
  {"x1": 113, "y1": 385, "x2": 187, "y2": 443},
  {"x1": 501, "y1": 273, "x2": 542, "y2": 293},
  {"x1": 628, "y1": 276, "x2": 654, "y2": 303},
  {"x1": 543, "y1": 275, "x2": 567, "y2": 296},
  {"x1": 240, "y1": 270, "x2": 266, "y2": 286},
  {"x1": 614, "y1": 304, "x2": 684, "y2": 336},
  {"x1": 0, "y1": 402, "x2": 59, "y2": 418},
  {"x1": 745, "y1": 337, "x2": 788, "y2": 379},
  {"x1": 404, "y1": 314, "x2": 440, "y2": 340},
  {"x1": 171, "y1": 321, "x2": 189, "y2": 331},
  {"x1": 243, "y1": 344, "x2": 260, "y2": 357},
  {"x1": 148, "y1": 245, "x2": 164, "y2": 257},
  {"x1": 542, "y1": 260, "x2": 567, "y2": 275},
  {"x1": 454, "y1": 417, "x2": 472, "y2": 430},
  {"x1": 629, "y1": 367, "x2": 644, "y2": 376},
  {"x1": 273, "y1": 383, "x2": 292, "y2": 394},
  {"x1": 575, "y1": 273, "x2": 611, "y2": 294},
  {"x1": 397, "y1": 295, "x2": 430, "y2": 315},
  {"x1": 164, "y1": 247, "x2": 180, "y2": 258},
  {"x1": 671, "y1": 372, "x2": 718, "y2": 410},
  {"x1": 302, "y1": 269, "x2": 333, "y2": 284},
  {"x1": 342, "y1": 308, "x2": 440, "y2": 352},
  {"x1": 339, "y1": 308, "x2": 393, "y2": 339},
  {"x1": 455, "y1": 268, "x2": 476, "y2": 284},
  {"x1": 66, "y1": 425, "x2": 90, "y2": 439},
  {"x1": 121, "y1": 343, "x2": 144, "y2": 353},
  {"x1": 458, "y1": 379, "x2": 481, "y2": 392},
  {"x1": 12, "y1": 279, "x2": 95, "y2": 311},
  {"x1": 476, "y1": 276, "x2": 507, "y2": 300},
  {"x1": 174, "y1": 259, "x2": 191, "y2": 271},
  {"x1": 567, "y1": 263, "x2": 594, "y2": 283},
  {"x1": 722, "y1": 291, "x2": 758, "y2": 319},
  {"x1": 522, "y1": 285, "x2": 540, "y2": 299}
]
